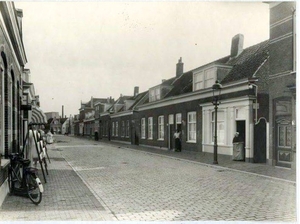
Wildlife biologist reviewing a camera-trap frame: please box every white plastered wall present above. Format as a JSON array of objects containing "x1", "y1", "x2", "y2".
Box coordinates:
[{"x1": 202, "y1": 97, "x2": 254, "y2": 161}]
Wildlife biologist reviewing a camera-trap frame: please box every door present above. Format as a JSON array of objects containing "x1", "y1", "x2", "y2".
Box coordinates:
[
  {"x1": 236, "y1": 121, "x2": 245, "y2": 161},
  {"x1": 168, "y1": 114, "x2": 174, "y2": 150},
  {"x1": 275, "y1": 118, "x2": 292, "y2": 168},
  {"x1": 254, "y1": 119, "x2": 266, "y2": 163}
]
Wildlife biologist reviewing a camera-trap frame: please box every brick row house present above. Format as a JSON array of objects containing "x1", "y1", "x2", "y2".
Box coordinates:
[
  {"x1": 74, "y1": 2, "x2": 296, "y2": 169},
  {"x1": 0, "y1": 2, "x2": 47, "y2": 206},
  {"x1": 136, "y1": 37, "x2": 269, "y2": 161}
]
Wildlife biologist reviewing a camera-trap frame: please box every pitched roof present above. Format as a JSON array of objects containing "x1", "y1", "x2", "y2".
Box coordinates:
[
  {"x1": 116, "y1": 95, "x2": 132, "y2": 104},
  {"x1": 164, "y1": 71, "x2": 193, "y2": 97},
  {"x1": 164, "y1": 40, "x2": 269, "y2": 97},
  {"x1": 128, "y1": 91, "x2": 148, "y2": 110},
  {"x1": 221, "y1": 40, "x2": 269, "y2": 83}
]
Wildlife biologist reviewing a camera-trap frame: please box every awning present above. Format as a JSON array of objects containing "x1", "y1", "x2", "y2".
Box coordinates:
[{"x1": 31, "y1": 106, "x2": 47, "y2": 124}]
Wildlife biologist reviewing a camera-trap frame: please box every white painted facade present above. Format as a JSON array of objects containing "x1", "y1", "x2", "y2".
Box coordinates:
[{"x1": 201, "y1": 96, "x2": 255, "y2": 161}]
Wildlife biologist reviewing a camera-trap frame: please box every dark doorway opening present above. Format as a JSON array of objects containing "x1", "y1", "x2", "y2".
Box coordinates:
[
  {"x1": 254, "y1": 119, "x2": 267, "y2": 163},
  {"x1": 169, "y1": 124, "x2": 174, "y2": 150},
  {"x1": 236, "y1": 120, "x2": 245, "y2": 161}
]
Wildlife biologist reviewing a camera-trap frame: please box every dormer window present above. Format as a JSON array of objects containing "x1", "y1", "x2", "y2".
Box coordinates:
[
  {"x1": 149, "y1": 86, "x2": 161, "y2": 102},
  {"x1": 193, "y1": 68, "x2": 216, "y2": 91}
]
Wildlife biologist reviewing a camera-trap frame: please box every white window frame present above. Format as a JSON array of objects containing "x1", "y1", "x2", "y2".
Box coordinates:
[
  {"x1": 149, "y1": 89, "x2": 155, "y2": 102},
  {"x1": 141, "y1": 118, "x2": 146, "y2": 139},
  {"x1": 158, "y1": 115, "x2": 164, "y2": 140},
  {"x1": 149, "y1": 86, "x2": 161, "y2": 102},
  {"x1": 211, "y1": 110, "x2": 225, "y2": 144},
  {"x1": 193, "y1": 71, "x2": 203, "y2": 91},
  {"x1": 193, "y1": 68, "x2": 216, "y2": 91},
  {"x1": 176, "y1": 113, "x2": 182, "y2": 129},
  {"x1": 204, "y1": 68, "x2": 216, "y2": 88},
  {"x1": 148, "y1": 117, "x2": 153, "y2": 140},
  {"x1": 155, "y1": 87, "x2": 161, "y2": 100},
  {"x1": 187, "y1": 112, "x2": 196, "y2": 143},
  {"x1": 115, "y1": 121, "x2": 119, "y2": 137}
]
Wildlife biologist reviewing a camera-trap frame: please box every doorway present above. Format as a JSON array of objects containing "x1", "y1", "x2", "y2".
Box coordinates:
[
  {"x1": 254, "y1": 119, "x2": 266, "y2": 163},
  {"x1": 168, "y1": 114, "x2": 174, "y2": 150},
  {"x1": 236, "y1": 120, "x2": 245, "y2": 161}
]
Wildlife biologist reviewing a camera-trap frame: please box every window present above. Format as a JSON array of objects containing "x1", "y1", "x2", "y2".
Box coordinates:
[
  {"x1": 278, "y1": 125, "x2": 292, "y2": 148},
  {"x1": 112, "y1": 122, "x2": 115, "y2": 136},
  {"x1": 149, "y1": 89, "x2": 155, "y2": 102},
  {"x1": 149, "y1": 87, "x2": 161, "y2": 102},
  {"x1": 115, "y1": 121, "x2": 119, "y2": 136},
  {"x1": 176, "y1": 113, "x2": 182, "y2": 131},
  {"x1": 155, "y1": 88, "x2": 160, "y2": 100},
  {"x1": 211, "y1": 111, "x2": 225, "y2": 144},
  {"x1": 193, "y1": 71, "x2": 203, "y2": 91},
  {"x1": 204, "y1": 69, "x2": 215, "y2": 88},
  {"x1": 187, "y1": 112, "x2": 196, "y2": 142},
  {"x1": 193, "y1": 68, "x2": 216, "y2": 91},
  {"x1": 141, "y1": 118, "x2": 146, "y2": 139},
  {"x1": 148, "y1": 117, "x2": 153, "y2": 139},
  {"x1": 126, "y1": 120, "x2": 130, "y2": 138},
  {"x1": 158, "y1": 116, "x2": 164, "y2": 140},
  {"x1": 121, "y1": 121, "x2": 125, "y2": 137}
]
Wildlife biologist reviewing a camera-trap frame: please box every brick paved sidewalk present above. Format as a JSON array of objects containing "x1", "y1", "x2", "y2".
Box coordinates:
[
  {"x1": 0, "y1": 143, "x2": 112, "y2": 221},
  {"x1": 76, "y1": 135, "x2": 296, "y2": 183}
]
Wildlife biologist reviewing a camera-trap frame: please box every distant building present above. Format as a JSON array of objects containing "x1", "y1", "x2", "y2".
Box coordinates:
[{"x1": 45, "y1": 112, "x2": 59, "y2": 121}]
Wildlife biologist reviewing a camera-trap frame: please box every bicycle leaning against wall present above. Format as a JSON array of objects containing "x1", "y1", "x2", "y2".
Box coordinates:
[{"x1": 7, "y1": 153, "x2": 43, "y2": 205}]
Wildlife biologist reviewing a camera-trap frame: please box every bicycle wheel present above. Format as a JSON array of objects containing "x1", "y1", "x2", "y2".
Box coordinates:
[
  {"x1": 7, "y1": 166, "x2": 14, "y2": 195},
  {"x1": 25, "y1": 173, "x2": 42, "y2": 205}
]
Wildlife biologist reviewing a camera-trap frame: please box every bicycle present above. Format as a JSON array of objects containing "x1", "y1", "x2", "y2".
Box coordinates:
[{"x1": 8, "y1": 153, "x2": 43, "y2": 205}]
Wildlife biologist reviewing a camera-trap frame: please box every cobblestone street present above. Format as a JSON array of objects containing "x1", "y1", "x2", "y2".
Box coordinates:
[{"x1": 0, "y1": 135, "x2": 297, "y2": 221}]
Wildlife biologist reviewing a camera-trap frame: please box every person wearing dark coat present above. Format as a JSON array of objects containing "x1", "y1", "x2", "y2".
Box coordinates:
[
  {"x1": 173, "y1": 129, "x2": 182, "y2": 152},
  {"x1": 233, "y1": 132, "x2": 241, "y2": 143}
]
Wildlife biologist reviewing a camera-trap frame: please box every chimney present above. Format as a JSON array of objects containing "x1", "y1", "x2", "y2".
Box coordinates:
[
  {"x1": 134, "y1": 86, "x2": 139, "y2": 97},
  {"x1": 176, "y1": 57, "x2": 184, "y2": 78},
  {"x1": 230, "y1": 34, "x2": 244, "y2": 57},
  {"x1": 62, "y1": 105, "x2": 64, "y2": 119}
]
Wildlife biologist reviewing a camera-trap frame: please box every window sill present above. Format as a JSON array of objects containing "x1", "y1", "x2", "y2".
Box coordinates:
[
  {"x1": 148, "y1": 138, "x2": 153, "y2": 140},
  {"x1": 186, "y1": 141, "x2": 196, "y2": 144},
  {"x1": 1, "y1": 159, "x2": 10, "y2": 169},
  {"x1": 157, "y1": 139, "x2": 164, "y2": 141}
]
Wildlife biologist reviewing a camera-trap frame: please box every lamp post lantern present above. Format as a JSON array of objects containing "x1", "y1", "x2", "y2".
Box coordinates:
[{"x1": 212, "y1": 80, "x2": 222, "y2": 164}]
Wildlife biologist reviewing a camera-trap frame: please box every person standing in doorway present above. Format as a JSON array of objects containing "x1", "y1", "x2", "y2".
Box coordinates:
[
  {"x1": 173, "y1": 129, "x2": 181, "y2": 152},
  {"x1": 232, "y1": 132, "x2": 240, "y2": 143}
]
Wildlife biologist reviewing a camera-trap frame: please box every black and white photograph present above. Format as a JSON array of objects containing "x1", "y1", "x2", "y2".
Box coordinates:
[{"x1": 0, "y1": 1, "x2": 297, "y2": 222}]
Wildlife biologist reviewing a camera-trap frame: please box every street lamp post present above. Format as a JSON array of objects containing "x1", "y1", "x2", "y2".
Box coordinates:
[{"x1": 212, "y1": 80, "x2": 222, "y2": 164}]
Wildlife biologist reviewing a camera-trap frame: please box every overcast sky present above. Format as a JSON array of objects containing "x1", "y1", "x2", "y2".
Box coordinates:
[{"x1": 16, "y1": 1, "x2": 269, "y2": 117}]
